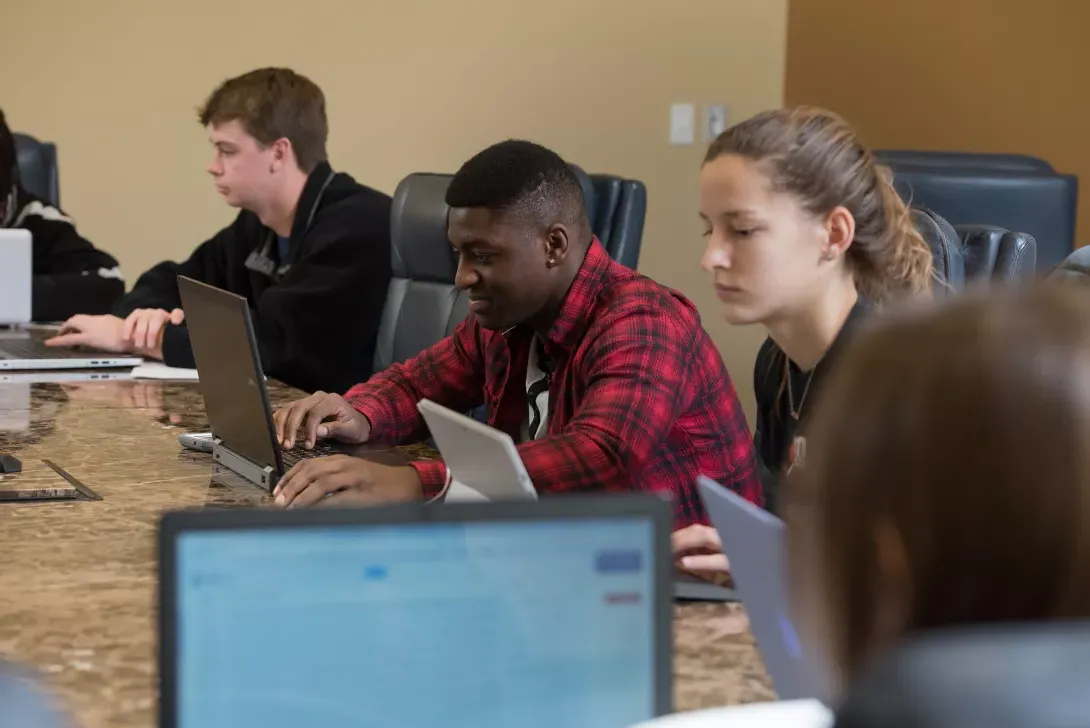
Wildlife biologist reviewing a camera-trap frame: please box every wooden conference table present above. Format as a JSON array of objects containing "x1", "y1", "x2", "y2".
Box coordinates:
[{"x1": 0, "y1": 375, "x2": 775, "y2": 727}]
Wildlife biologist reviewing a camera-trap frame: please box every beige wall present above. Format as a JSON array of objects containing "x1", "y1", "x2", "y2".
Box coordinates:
[
  {"x1": 0, "y1": 0, "x2": 788, "y2": 420},
  {"x1": 786, "y1": 0, "x2": 1088, "y2": 245}
]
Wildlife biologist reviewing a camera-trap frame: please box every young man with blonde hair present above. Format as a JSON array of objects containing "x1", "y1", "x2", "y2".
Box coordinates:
[{"x1": 48, "y1": 67, "x2": 392, "y2": 393}]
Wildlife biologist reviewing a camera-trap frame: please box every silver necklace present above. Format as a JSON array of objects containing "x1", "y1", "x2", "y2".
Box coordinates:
[{"x1": 786, "y1": 357, "x2": 815, "y2": 422}]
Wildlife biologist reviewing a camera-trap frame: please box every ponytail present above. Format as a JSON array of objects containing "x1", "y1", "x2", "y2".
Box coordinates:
[{"x1": 865, "y1": 164, "x2": 934, "y2": 302}]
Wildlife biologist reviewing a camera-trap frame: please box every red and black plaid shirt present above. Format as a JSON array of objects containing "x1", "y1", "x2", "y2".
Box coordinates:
[{"x1": 345, "y1": 239, "x2": 761, "y2": 528}]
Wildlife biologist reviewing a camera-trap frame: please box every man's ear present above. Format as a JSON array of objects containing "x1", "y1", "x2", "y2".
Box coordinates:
[
  {"x1": 544, "y1": 224, "x2": 570, "y2": 268},
  {"x1": 269, "y1": 138, "x2": 293, "y2": 171}
]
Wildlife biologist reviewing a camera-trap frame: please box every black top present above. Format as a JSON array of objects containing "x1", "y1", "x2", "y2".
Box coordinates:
[
  {"x1": 113, "y1": 162, "x2": 393, "y2": 394},
  {"x1": 752, "y1": 299, "x2": 871, "y2": 514},
  {"x1": 3, "y1": 186, "x2": 125, "y2": 321}
]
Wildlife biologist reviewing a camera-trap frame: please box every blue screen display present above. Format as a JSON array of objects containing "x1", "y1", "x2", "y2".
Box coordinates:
[{"x1": 175, "y1": 518, "x2": 657, "y2": 728}]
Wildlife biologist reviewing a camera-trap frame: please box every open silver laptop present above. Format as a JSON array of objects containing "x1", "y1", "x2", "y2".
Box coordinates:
[
  {"x1": 416, "y1": 398, "x2": 538, "y2": 502},
  {"x1": 0, "y1": 229, "x2": 142, "y2": 370},
  {"x1": 697, "y1": 476, "x2": 829, "y2": 703}
]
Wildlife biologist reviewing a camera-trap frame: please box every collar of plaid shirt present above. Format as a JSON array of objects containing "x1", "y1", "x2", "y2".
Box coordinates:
[{"x1": 347, "y1": 237, "x2": 763, "y2": 528}]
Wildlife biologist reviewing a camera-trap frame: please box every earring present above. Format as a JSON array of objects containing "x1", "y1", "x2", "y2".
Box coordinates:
[{"x1": 821, "y1": 250, "x2": 835, "y2": 261}]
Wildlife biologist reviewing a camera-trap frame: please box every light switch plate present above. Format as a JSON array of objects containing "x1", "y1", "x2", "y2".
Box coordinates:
[
  {"x1": 670, "y1": 103, "x2": 695, "y2": 145},
  {"x1": 705, "y1": 105, "x2": 728, "y2": 141}
]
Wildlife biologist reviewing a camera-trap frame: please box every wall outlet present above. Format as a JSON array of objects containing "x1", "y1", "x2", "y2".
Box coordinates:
[
  {"x1": 670, "y1": 103, "x2": 695, "y2": 145},
  {"x1": 705, "y1": 105, "x2": 728, "y2": 141}
]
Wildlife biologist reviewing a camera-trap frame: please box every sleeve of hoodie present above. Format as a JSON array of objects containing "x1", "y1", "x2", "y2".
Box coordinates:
[
  {"x1": 18, "y1": 192, "x2": 126, "y2": 322},
  {"x1": 112, "y1": 214, "x2": 244, "y2": 319},
  {"x1": 160, "y1": 198, "x2": 392, "y2": 393}
]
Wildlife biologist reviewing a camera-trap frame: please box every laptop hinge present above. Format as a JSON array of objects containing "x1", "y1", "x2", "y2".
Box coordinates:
[{"x1": 212, "y1": 438, "x2": 278, "y2": 493}]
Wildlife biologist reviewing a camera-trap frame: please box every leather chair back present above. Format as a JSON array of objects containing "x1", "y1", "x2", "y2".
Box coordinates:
[
  {"x1": 912, "y1": 208, "x2": 1036, "y2": 292},
  {"x1": 372, "y1": 173, "x2": 468, "y2": 372},
  {"x1": 834, "y1": 623, "x2": 1090, "y2": 728},
  {"x1": 1049, "y1": 246, "x2": 1090, "y2": 284},
  {"x1": 570, "y1": 164, "x2": 647, "y2": 269},
  {"x1": 13, "y1": 133, "x2": 59, "y2": 207},
  {"x1": 880, "y1": 157, "x2": 1075, "y2": 271},
  {"x1": 875, "y1": 150, "x2": 1055, "y2": 174}
]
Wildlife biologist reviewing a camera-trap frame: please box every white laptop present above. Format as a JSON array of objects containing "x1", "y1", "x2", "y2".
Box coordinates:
[
  {"x1": 0, "y1": 229, "x2": 141, "y2": 370},
  {"x1": 0, "y1": 229, "x2": 32, "y2": 326},
  {"x1": 416, "y1": 398, "x2": 538, "y2": 502}
]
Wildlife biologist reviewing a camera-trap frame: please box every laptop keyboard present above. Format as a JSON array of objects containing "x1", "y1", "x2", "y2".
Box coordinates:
[
  {"x1": 0, "y1": 339, "x2": 117, "y2": 360},
  {"x1": 281, "y1": 442, "x2": 336, "y2": 468}
]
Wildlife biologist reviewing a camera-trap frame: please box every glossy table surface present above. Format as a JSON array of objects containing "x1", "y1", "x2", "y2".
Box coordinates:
[{"x1": 0, "y1": 376, "x2": 774, "y2": 727}]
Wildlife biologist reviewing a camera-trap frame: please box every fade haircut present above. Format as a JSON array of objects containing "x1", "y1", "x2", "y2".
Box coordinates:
[
  {"x1": 198, "y1": 67, "x2": 328, "y2": 173},
  {"x1": 445, "y1": 139, "x2": 590, "y2": 234}
]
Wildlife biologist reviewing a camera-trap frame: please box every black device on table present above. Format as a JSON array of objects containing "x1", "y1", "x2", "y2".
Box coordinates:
[{"x1": 0, "y1": 454, "x2": 21, "y2": 473}]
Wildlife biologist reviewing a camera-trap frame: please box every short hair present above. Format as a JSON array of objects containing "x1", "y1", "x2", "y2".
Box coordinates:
[
  {"x1": 198, "y1": 67, "x2": 328, "y2": 173},
  {"x1": 0, "y1": 109, "x2": 14, "y2": 200},
  {"x1": 445, "y1": 139, "x2": 589, "y2": 233}
]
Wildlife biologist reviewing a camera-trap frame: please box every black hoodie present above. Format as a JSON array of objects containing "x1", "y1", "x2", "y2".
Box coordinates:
[
  {"x1": 2, "y1": 185, "x2": 125, "y2": 321},
  {"x1": 113, "y1": 161, "x2": 392, "y2": 394}
]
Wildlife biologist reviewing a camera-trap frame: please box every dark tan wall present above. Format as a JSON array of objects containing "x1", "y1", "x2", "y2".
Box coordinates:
[{"x1": 786, "y1": 0, "x2": 1088, "y2": 245}]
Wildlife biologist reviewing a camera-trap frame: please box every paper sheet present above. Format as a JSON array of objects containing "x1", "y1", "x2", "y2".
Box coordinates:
[{"x1": 131, "y1": 362, "x2": 200, "y2": 381}]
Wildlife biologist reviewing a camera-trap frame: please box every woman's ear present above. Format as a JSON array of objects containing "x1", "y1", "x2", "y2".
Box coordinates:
[{"x1": 822, "y1": 206, "x2": 856, "y2": 260}]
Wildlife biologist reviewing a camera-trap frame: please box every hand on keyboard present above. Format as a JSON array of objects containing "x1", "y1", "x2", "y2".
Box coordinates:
[
  {"x1": 273, "y1": 455, "x2": 422, "y2": 509},
  {"x1": 273, "y1": 392, "x2": 371, "y2": 449}
]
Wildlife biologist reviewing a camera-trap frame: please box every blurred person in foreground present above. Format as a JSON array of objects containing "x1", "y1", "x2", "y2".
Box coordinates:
[{"x1": 786, "y1": 282, "x2": 1090, "y2": 719}]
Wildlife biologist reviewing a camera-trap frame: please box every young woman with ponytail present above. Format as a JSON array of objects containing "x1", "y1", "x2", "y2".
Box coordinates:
[{"x1": 674, "y1": 106, "x2": 933, "y2": 578}]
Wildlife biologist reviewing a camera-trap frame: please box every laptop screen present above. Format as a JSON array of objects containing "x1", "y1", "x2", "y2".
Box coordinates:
[{"x1": 173, "y1": 516, "x2": 660, "y2": 727}]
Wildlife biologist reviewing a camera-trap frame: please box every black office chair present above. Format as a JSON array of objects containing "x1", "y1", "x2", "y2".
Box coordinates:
[
  {"x1": 569, "y1": 164, "x2": 646, "y2": 269},
  {"x1": 1049, "y1": 246, "x2": 1090, "y2": 284},
  {"x1": 13, "y1": 133, "x2": 60, "y2": 207},
  {"x1": 912, "y1": 207, "x2": 1037, "y2": 293},
  {"x1": 371, "y1": 173, "x2": 469, "y2": 373},
  {"x1": 834, "y1": 623, "x2": 1090, "y2": 728},
  {"x1": 877, "y1": 151, "x2": 1076, "y2": 272},
  {"x1": 875, "y1": 150, "x2": 1056, "y2": 174}
]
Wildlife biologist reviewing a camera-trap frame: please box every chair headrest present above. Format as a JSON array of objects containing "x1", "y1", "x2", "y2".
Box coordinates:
[
  {"x1": 876, "y1": 150, "x2": 1056, "y2": 174},
  {"x1": 911, "y1": 207, "x2": 965, "y2": 292},
  {"x1": 390, "y1": 173, "x2": 459, "y2": 283},
  {"x1": 568, "y1": 163, "x2": 597, "y2": 227},
  {"x1": 12, "y1": 133, "x2": 58, "y2": 207},
  {"x1": 1049, "y1": 246, "x2": 1090, "y2": 283}
]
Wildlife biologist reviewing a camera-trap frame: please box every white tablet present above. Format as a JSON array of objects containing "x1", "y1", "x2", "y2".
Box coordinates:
[{"x1": 416, "y1": 398, "x2": 538, "y2": 502}]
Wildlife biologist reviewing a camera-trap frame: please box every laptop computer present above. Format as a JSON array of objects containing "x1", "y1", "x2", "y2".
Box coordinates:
[
  {"x1": 0, "y1": 230, "x2": 142, "y2": 370},
  {"x1": 0, "y1": 230, "x2": 141, "y2": 370},
  {"x1": 159, "y1": 495, "x2": 673, "y2": 728},
  {"x1": 177, "y1": 275, "x2": 337, "y2": 491},
  {"x1": 416, "y1": 398, "x2": 538, "y2": 502},
  {"x1": 696, "y1": 476, "x2": 828, "y2": 703},
  {"x1": 0, "y1": 229, "x2": 32, "y2": 327}
]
